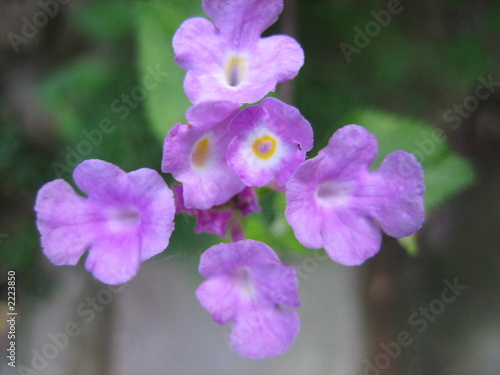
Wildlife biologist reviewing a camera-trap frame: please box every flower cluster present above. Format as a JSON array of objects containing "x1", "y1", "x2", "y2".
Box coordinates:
[{"x1": 34, "y1": 0, "x2": 425, "y2": 359}]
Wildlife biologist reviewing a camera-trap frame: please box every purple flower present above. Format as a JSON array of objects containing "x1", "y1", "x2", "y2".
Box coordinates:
[
  {"x1": 162, "y1": 101, "x2": 245, "y2": 210},
  {"x1": 227, "y1": 98, "x2": 313, "y2": 186},
  {"x1": 233, "y1": 186, "x2": 261, "y2": 217},
  {"x1": 196, "y1": 240, "x2": 300, "y2": 358},
  {"x1": 285, "y1": 125, "x2": 425, "y2": 265},
  {"x1": 173, "y1": 184, "x2": 233, "y2": 238},
  {"x1": 35, "y1": 159, "x2": 175, "y2": 285},
  {"x1": 173, "y1": 185, "x2": 260, "y2": 241},
  {"x1": 173, "y1": 0, "x2": 304, "y2": 104}
]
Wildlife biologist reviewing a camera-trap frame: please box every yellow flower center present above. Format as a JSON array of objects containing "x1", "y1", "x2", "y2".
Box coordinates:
[
  {"x1": 225, "y1": 56, "x2": 247, "y2": 87},
  {"x1": 191, "y1": 138, "x2": 210, "y2": 167},
  {"x1": 252, "y1": 135, "x2": 277, "y2": 160}
]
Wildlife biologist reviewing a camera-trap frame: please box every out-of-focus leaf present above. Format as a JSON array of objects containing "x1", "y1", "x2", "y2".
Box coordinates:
[
  {"x1": 73, "y1": 2, "x2": 135, "y2": 39},
  {"x1": 39, "y1": 59, "x2": 113, "y2": 140},
  {"x1": 136, "y1": 0, "x2": 200, "y2": 141}
]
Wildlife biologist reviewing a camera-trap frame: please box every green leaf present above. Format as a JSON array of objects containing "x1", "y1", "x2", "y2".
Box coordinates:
[{"x1": 136, "y1": 0, "x2": 200, "y2": 141}]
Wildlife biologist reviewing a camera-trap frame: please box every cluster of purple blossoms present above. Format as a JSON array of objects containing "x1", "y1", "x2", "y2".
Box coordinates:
[{"x1": 34, "y1": 0, "x2": 425, "y2": 359}]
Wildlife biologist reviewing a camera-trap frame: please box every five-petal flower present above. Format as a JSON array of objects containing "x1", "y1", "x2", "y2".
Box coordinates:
[
  {"x1": 35, "y1": 159, "x2": 176, "y2": 284},
  {"x1": 162, "y1": 101, "x2": 245, "y2": 210},
  {"x1": 196, "y1": 239, "x2": 300, "y2": 358},
  {"x1": 227, "y1": 97, "x2": 314, "y2": 186},
  {"x1": 173, "y1": 0, "x2": 304, "y2": 104},
  {"x1": 285, "y1": 125, "x2": 425, "y2": 265}
]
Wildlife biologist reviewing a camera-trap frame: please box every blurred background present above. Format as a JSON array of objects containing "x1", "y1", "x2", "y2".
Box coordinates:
[{"x1": 0, "y1": 0, "x2": 499, "y2": 374}]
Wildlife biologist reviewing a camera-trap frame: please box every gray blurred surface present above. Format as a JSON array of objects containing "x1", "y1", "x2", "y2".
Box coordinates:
[{"x1": 6, "y1": 256, "x2": 366, "y2": 375}]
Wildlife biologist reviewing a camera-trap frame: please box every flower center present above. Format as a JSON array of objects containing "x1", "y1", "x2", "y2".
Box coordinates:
[
  {"x1": 235, "y1": 267, "x2": 255, "y2": 298},
  {"x1": 107, "y1": 208, "x2": 141, "y2": 232},
  {"x1": 316, "y1": 181, "x2": 351, "y2": 205},
  {"x1": 225, "y1": 56, "x2": 247, "y2": 87},
  {"x1": 252, "y1": 135, "x2": 277, "y2": 160},
  {"x1": 191, "y1": 138, "x2": 210, "y2": 167}
]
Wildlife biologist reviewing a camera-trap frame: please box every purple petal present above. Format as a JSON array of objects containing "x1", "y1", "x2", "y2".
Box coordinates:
[
  {"x1": 173, "y1": 17, "x2": 223, "y2": 75},
  {"x1": 250, "y1": 35, "x2": 304, "y2": 91},
  {"x1": 199, "y1": 240, "x2": 299, "y2": 307},
  {"x1": 198, "y1": 240, "x2": 280, "y2": 277},
  {"x1": 261, "y1": 98, "x2": 313, "y2": 151},
  {"x1": 172, "y1": 184, "x2": 190, "y2": 214},
  {"x1": 175, "y1": 2, "x2": 303, "y2": 104},
  {"x1": 285, "y1": 157, "x2": 327, "y2": 249},
  {"x1": 320, "y1": 125, "x2": 378, "y2": 181},
  {"x1": 227, "y1": 98, "x2": 312, "y2": 186},
  {"x1": 286, "y1": 159, "x2": 383, "y2": 265},
  {"x1": 73, "y1": 159, "x2": 129, "y2": 202},
  {"x1": 35, "y1": 180, "x2": 97, "y2": 265},
  {"x1": 127, "y1": 168, "x2": 176, "y2": 262},
  {"x1": 84, "y1": 232, "x2": 141, "y2": 285},
  {"x1": 195, "y1": 209, "x2": 233, "y2": 238},
  {"x1": 359, "y1": 151, "x2": 425, "y2": 238},
  {"x1": 202, "y1": 0, "x2": 283, "y2": 47},
  {"x1": 231, "y1": 307, "x2": 300, "y2": 358},
  {"x1": 162, "y1": 102, "x2": 244, "y2": 209},
  {"x1": 36, "y1": 161, "x2": 176, "y2": 284},
  {"x1": 234, "y1": 187, "x2": 261, "y2": 217},
  {"x1": 320, "y1": 206, "x2": 383, "y2": 265},
  {"x1": 286, "y1": 125, "x2": 425, "y2": 266},
  {"x1": 186, "y1": 101, "x2": 240, "y2": 126},
  {"x1": 183, "y1": 65, "x2": 274, "y2": 105},
  {"x1": 251, "y1": 263, "x2": 300, "y2": 308},
  {"x1": 196, "y1": 275, "x2": 240, "y2": 324},
  {"x1": 197, "y1": 240, "x2": 301, "y2": 357}
]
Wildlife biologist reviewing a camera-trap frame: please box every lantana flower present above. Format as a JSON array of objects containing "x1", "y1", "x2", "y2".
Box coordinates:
[
  {"x1": 227, "y1": 97, "x2": 313, "y2": 186},
  {"x1": 285, "y1": 125, "x2": 425, "y2": 265},
  {"x1": 196, "y1": 240, "x2": 300, "y2": 358},
  {"x1": 172, "y1": 185, "x2": 260, "y2": 240},
  {"x1": 173, "y1": 0, "x2": 304, "y2": 104},
  {"x1": 35, "y1": 159, "x2": 175, "y2": 285},
  {"x1": 162, "y1": 101, "x2": 245, "y2": 210}
]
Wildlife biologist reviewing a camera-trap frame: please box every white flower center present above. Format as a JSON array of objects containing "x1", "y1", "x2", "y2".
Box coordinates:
[
  {"x1": 235, "y1": 267, "x2": 255, "y2": 298},
  {"x1": 316, "y1": 181, "x2": 351, "y2": 206},
  {"x1": 107, "y1": 207, "x2": 141, "y2": 232}
]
